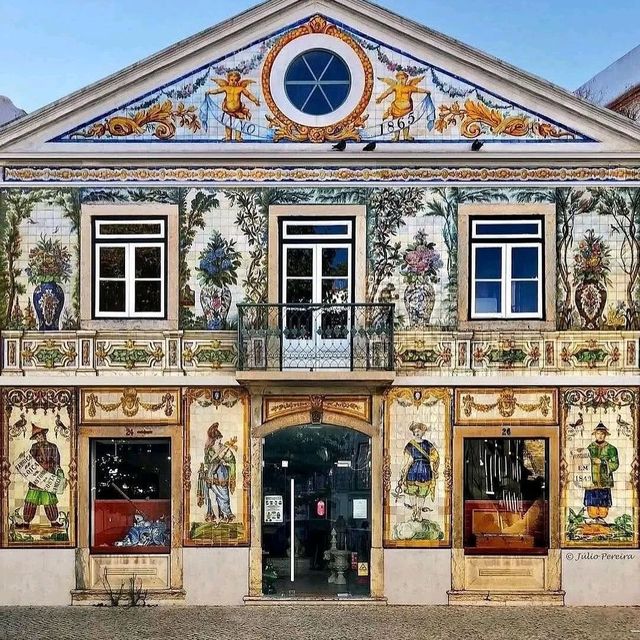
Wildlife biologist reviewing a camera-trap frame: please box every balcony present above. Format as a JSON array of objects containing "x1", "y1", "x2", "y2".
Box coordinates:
[{"x1": 237, "y1": 303, "x2": 395, "y2": 374}]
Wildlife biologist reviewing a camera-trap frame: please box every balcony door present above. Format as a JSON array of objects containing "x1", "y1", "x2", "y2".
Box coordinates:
[{"x1": 281, "y1": 220, "x2": 354, "y2": 369}]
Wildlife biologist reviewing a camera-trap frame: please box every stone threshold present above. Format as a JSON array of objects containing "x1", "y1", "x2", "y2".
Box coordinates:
[
  {"x1": 244, "y1": 596, "x2": 387, "y2": 605},
  {"x1": 71, "y1": 588, "x2": 186, "y2": 606},
  {"x1": 448, "y1": 590, "x2": 565, "y2": 606}
]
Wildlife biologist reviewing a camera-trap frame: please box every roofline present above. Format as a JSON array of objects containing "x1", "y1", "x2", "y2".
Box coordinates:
[{"x1": 1, "y1": 0, "x2": 640, "y2": 148}]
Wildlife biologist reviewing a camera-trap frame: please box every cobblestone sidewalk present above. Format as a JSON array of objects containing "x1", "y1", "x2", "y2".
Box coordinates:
[{"x1": 0, "y1": 605, "x2": 639, "y2": 640}]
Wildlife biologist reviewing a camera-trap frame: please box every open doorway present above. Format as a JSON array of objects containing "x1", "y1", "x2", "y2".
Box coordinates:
[{"x1": 262, "y1": 424, "x2": 371, "y2": 597}]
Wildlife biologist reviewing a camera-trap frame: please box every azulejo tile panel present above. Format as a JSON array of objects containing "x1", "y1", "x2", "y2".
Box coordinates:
[
  {"x1": 384, "y1": 387, "x2": 451, "y2": 548},
  {"x1": 51, "y1": 14, "x2": 588, "y2": 145},
  {"x1": 560, "y1": 387, "x2": 638, "y2": 548},
  {"x1": 7, "y1": 166, "x2": 640, "y2": 184},
  {"x1": 183, "y1": 388, "x2": 250, "y2": 546},
  {"x1": 2, "y1": 387, "x2": 76, "y2": 547},
  {"x1": 79, "y1": 388, "x2": 181, "y2": 425},
  {"x1": 454, "y1": 388, "x2": 558, "y2": 426}
]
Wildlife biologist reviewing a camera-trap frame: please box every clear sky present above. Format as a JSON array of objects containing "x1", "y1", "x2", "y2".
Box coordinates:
[{"x1": 1, "y1": 0, "x2": 638, "y2": 113}]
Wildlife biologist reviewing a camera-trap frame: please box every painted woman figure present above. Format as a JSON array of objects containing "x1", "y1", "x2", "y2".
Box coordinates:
[
  {"x1": 584, "y1": 422, "x2": 619, "y2": 523},
  {"x1": 396, "y1": 421, "x2": 439, "y2": 521},
  {"x1": 197, "y1": 423, "x2": 237, "y2": 523}
]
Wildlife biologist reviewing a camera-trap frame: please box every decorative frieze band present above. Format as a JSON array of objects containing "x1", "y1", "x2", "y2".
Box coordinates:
[
  {"x1": 0, "y1": 329, "x2": 637, "y2": 377},
  {"x1": 4, "y1": 165, "x2": 640, "y2": 184}
]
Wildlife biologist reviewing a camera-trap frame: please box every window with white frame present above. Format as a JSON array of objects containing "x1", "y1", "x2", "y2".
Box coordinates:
[
  {"x1": 470, "y1": 218, "x2": 543, "y2": 319},
  {"x1": 93, "y1": 219, "x2": 166, "y2": 318}
]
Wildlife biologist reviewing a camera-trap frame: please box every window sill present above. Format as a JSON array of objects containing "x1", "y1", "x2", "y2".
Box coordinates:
[
  {"x1": 81, "y1": 319, "x2": 178, "y2": 331},
  {"x1": 458, "y1": 319, "x2": 555, "y2": 332}
]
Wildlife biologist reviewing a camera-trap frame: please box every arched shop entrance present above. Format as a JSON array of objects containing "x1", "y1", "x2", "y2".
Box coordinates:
[{"x1": 262, "y1": 424, "x2": 372, "y2": 597}]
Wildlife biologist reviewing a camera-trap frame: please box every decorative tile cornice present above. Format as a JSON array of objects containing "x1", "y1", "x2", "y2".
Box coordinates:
[{"x1": 4, "y1": 165, "x2": 640, "y2": 184}]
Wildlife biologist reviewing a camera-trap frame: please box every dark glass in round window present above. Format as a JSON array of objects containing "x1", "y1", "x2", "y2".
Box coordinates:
[{"x1": 284, "y1": 49, "x2": 351, "y2": 116}]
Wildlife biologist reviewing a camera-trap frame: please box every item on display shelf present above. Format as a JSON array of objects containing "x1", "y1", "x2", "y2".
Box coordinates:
[{"x1": 111, "y1": 483, "x2": 171, "y2": 547}]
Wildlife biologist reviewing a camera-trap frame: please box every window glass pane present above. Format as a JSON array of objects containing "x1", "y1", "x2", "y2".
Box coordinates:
[
  {"x1": 135, "y1": 246, "x2": 162, "y2": 278},
  {"x1": 99, "y1": 222, "x2": 162, "y2": 236},
  {"x1": 511, "y1": 281, "x2": 539, "y2": 314},
  {"x1": 322, "y1": 278, "x2": 349, "y2": 304},
  {"x1": 322, "y1": 247, "x2": 349, "y2": 277},
  {"x1": 511, "y1": 247, "x2": 539, "y2": 279},
  {"x1": 474, "y1": 222, "x2": 539, "y2": 236},
  {"x1": 286, "y1": 248, "x2": 313, "y2": 277},
  {"x1": 99, "y1": 281, "x2": 126, "y2": 313},
  {"x1": 284, "y1": 50, "x2": 351, "y2": 116},
  {"x1": 464, "y1": 438, "x2": 549, "y2": 554},
  {"x1": 99, "y1": 246, "x2": 126, "y2": 278},
  {"x1": 92, "y1": 439, "x2": 171, "y2": 554},
  {"x1": 474, "y1": 247, "x2": 502, "y2": 279},
  {"x1": 285, "y1": 309, "x2": 312, "y2": 339},
  {"x1": 135, "y1": 281, "x2": 162, "y2": 313},
  {"x1": 286, "y1": 279, "x2": 313, "y2": 303},
  {"x1": 286, "y1": 224, "x2": 349, "y2": 236},
  {"x1": 474, "y1": 281, "x2": 502, "y2": 314}
]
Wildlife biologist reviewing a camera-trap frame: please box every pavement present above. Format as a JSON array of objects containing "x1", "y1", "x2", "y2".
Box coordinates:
[{"x1": 0, "y1": 605, "x2": 639, "y2": 640}]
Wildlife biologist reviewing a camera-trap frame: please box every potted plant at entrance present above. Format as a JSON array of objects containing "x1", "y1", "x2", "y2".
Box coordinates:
[
  {"x1": 572, "y1": 229, "x2": 612, "y2": 330},
  {"x1": 26, "y1": 234, "x2": 72, "y2": 331},
  {"x1": 401, "y1": 230, "x2": 443, "y2": 328},
  {"x1": 196, "y1": 230, "x2": 242, "y2": 329}
]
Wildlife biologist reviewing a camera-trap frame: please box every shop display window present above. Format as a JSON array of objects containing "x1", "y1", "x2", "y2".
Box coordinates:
[
  {"x1": 91, "y1": 439, "x2": 171, "y2": 554},
  {"x1": 463, "y1": 438, "x2": 549, "y2": 555}
]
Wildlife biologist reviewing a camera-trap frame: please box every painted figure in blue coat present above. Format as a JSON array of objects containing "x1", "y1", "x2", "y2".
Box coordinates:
[{"x1": 396, "y1": 421, "x2": 440, "y2": 521}]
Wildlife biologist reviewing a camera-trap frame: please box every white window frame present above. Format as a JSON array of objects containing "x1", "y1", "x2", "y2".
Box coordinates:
[
  {"x1": 93, "y1": 219, "x2": 166, "y2": 319},
  {"x1": 470, "y1": 219, "x2": 543, "y2": 320},
  {"x1": 282, "y1": 219, "x2": 352, "y2": 240}
]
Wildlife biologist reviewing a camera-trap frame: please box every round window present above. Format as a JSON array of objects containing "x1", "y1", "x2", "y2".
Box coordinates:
[{"x1": 284, "y1": 49, "x2": 351, "y2": 116}]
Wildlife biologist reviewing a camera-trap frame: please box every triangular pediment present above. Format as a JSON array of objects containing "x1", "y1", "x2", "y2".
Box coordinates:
[{"x1": 2, "y1": 0, "x2": 640, "y2": 154}]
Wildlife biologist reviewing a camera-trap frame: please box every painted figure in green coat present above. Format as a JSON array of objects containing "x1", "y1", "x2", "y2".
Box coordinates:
[
  {"x1": 583, "y1": 422, "x2": 619, "y2": 522},
  {"x1": 16, "y1": 424, "x2": 64, "y2": 529}
]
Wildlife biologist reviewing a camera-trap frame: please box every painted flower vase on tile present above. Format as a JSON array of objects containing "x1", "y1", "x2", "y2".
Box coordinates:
[
  {"x1": 33, "y1": 282, "x2": 65, "y2": 331},
  {"x1": 572, "y1": 229, "x2": 611, "y2": 330},
  {"x1": 404, "y1": 281, "x2": 436, "y2": 328},
  {"x1": 200, "y1": 284, "x2": 232, "y2": 330},
  {"x1": 574, "y1": 281, "x2": 607, "y2": 330},
  {"x1": 401, "y1": 230, "x2": 442, "y2": 328},
  {"x1": 26, "y1": 235, "x2": 72, "y2": 331},
  {"x1": 196, "y1": 230, "x2": 241, "y2": 331}
]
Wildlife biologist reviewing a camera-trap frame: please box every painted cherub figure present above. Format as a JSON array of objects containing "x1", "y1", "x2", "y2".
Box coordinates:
[
  {"x1": 376, "y1": 71, "x2": 430, "y2": 141},
  {"x1": 207, "y1": 70, "x2": 260, "y2": 141}
]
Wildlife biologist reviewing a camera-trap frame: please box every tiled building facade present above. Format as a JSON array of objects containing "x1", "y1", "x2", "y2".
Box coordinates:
[{"x1": 0, "y1": 0, "x2": 639, "y2": 606}]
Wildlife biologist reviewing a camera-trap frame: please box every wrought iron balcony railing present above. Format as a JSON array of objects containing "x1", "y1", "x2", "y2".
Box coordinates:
[{"x1": 237, "y1": 303, "x2": 395, "y2": 371}]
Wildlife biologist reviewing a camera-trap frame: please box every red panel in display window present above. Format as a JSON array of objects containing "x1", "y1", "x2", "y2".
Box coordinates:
[{"x1": 92, "y1": 499, "x2": 171, "y2": 554}]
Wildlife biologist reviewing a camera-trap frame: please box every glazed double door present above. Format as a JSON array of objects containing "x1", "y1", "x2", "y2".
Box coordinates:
[{"x1": 281, "y1": 242, "x2": 352, "y2": 369}]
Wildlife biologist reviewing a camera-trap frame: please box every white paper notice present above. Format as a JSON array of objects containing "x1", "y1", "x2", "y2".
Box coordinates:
[
  {"x1": 15, "y1": 452, "x2": 66, "y2": 494},
  {"x1": 352, "y1": 498, "x2": 368, "y2": 519},
  {"x1": 264, "y1": 495, "x2": 284, "y2": 523}
]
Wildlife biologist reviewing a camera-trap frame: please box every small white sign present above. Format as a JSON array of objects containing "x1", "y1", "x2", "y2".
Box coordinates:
[
  {"x1": 337, "y1": 460, "x2": 351, "y2": 468},
  {"x1": 352, "y1": 498, "x2": 368, "y2": 519},
  {"x1": 281, "y1": 460, "x2": 289, "y2": 468},
  {"x1": 264, "y1": 495, "x2": 284, "y2": 523}
]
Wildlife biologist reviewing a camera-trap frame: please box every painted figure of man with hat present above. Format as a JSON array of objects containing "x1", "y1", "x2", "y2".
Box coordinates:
[
  {"x1": 584, "y1": 422, "x2": 619, "y2": 522},
  {"x1": 197, "y1": 422, "x2": 237, "y2": 523},
  {"x1": 395, "y1": 421, "x2": 440, "y2": 522},
  {"x1": 16, "y1": 424, "x2": 64, "y2": 529}
]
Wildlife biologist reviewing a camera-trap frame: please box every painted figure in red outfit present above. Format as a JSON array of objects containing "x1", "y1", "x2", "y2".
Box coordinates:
[{"x1": 15, "y1": 424, "x2": 64, "y2": 529}]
